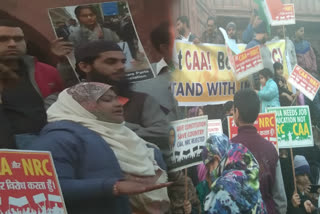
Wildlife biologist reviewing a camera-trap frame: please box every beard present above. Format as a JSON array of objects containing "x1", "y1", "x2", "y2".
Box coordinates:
[
  {"x1": 229, "y1": 34, "x2": 237, "y2": 40},
  {"x1": 178, "y1": 27, "x2": 185, "y2": 36},
  {"x1": 260, "y1": 36, "x2": 267, "y2": 44},
  {"x1": 87, "y1": 69, "x2": 132, "y2": 98}
]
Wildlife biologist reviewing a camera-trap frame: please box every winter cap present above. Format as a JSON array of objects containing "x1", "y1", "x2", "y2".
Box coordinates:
[
  {"x1": 226, "y1": 22, "x2": 236, "y2": 30},
  {"x1": 75, "y1": 40, "x2": 122, "y2": 64},
  {"x1": 254, "y1": 20, "x2": 267, "y2": 34},
  {"x1": 294, "y1": 155, "x2": 310, "y2": 176}
]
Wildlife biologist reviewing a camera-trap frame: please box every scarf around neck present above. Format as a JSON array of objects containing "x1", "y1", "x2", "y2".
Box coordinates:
[{"x1": 47, "y1": 88, "x2": 157, "y2": 176}]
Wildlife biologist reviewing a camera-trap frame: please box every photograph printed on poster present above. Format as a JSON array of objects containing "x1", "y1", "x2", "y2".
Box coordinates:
[{"x1": 48, "y1": 1, "x2": 155, "y2": 82}]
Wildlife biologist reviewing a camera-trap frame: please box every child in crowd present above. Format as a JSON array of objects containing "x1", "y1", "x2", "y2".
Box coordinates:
[
  {"x1": 289, "y1": 155, "x2": 318, "y2": 214},
  {"x1": 273, "y1": 62, "x2": 296, "y2": 106},
  {"x1": 256, "y1": 68, "x2": 280, "y2": 112}
]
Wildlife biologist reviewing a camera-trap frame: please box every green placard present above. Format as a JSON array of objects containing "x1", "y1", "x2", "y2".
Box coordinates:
[{"x1": 267, "y1": 106, "x2": 313, "y2": 148}]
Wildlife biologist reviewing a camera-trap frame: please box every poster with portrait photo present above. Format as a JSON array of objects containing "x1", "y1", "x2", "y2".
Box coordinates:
[
  {"x1": 165, "y1": 116, "x2": 208, "y2": 172},
  {"x1": 48, "y1": 1, "x2": 155, "y2": 82}
]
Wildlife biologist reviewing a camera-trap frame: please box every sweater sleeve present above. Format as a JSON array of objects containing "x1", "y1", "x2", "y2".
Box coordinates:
[
  {"x1": 27, "y1": 131, "x2": 119, "y2": 200},
  {"x1": 258, "y1": 80, "x2": 279, "y2": 101},
  {"x1": 126, "y1": 95, "x2": 169, "y2": 138},
  {"x1": 242, "y1": 24, "x2": 254, "y2": 44}
]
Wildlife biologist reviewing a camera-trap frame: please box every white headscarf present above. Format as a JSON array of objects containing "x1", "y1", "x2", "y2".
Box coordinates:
[
  {"x1": 47, "y1": 82, "x2": 157, "y2": 176},
  {"x1": 48, "y1": 82, "x2": 170, "y2": 212}
]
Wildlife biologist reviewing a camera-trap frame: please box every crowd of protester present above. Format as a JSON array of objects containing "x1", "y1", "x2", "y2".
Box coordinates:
[{"x1": 0, "y1": 3, "x2": 320, "y2": 214}]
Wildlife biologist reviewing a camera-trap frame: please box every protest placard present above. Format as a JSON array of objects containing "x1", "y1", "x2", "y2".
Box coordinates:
[
  {"x1": 233, "y1": 46, "x2": 264, "y2": 81},
  {"x1": 267, "y1": 106, "x2": 313, "y2": 148},
  {"x1": 264, "y1": 3, "x2": 295, "y2": 26},
  {"x1": 228, "y1": 112, "x2": 278, "y2": 148},
  {"x1": 171, "y1": 40, "x2": 289, "y2": 105},
  {"x1": 0, "y1": 150, "x2": 67, "y2": 213},
  {"x1": 219, "y1": 27, "x2": 263, "y2": 81},
  {"x1": 48, "y1": 1, "x2": 155, "y2": 82},
  {"x1": 288, "y1": 65, "x2": 320, "y2": 101},
  {"x1": 208, "y1": 119, "x2": 223, "y2": 136},
  {"x1": 166, "y1": 116, "x2": 208, "y2": 172}
]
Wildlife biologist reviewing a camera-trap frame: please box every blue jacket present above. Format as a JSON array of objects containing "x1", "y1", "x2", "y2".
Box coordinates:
[
  {"x1": 258, "y1": 79, "x2": 280, "y2": 112},
  {"x1": 27, "y1": 120, "x2": 165, "y2": 214}
]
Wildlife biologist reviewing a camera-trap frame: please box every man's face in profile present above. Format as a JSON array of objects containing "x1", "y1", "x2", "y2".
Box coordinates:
[
  {"x1": 176, "y1": 20, "x2": 185, "y2": 36},
  {"x1": 80, "y1": 51, "x2": 126, "y2": 84}
]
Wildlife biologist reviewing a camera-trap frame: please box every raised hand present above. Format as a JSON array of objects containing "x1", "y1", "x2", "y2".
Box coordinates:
[{"x1": 51, "y1": 37, "x2": 73, "y2": 57}]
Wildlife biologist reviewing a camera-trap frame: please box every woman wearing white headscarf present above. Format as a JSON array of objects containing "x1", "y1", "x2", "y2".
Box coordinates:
[{"x1": 28, "y1": 82, "x2": 170, "y2": 214}]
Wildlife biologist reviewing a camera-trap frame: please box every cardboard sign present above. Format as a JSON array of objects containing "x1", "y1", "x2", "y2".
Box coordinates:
[
  {"x1": 0, "y1": 150, "x2": 67, "y2": 213},
  {"x1": 267, "y1": 106, "x2": 314, "y2": 148},
  {"x1": 233, "y1": 46, "x2": 264, "y2": 81},
  {"x1": 166, "y1": 116, "x2": 208, "y2": 172},
  {"x1": 265, "y1": 3, "x2": 296, "y2": 26},
  {"x1": 288, "y1": 65, "x2": 320, "y2": 101},
  {"x1": 48, "y1": 1, "x2": 155, "y2": 82},
  {"x1": 208, "y1": 119, "x2": 223, "y2": 136},
  {"x1": 228, "y1": 113, "x2": 278, "y2": 148}
]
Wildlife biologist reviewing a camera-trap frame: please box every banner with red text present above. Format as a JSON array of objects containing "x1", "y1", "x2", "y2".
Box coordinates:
[
  {"x1": 264, "y1": 3, "x2": 295, "y2": 26},
  {"x1": 166, "y1": 116, "x2": 208, "y2": 172},
  {"x1": 0, "y1": 150, "x2": 67, "y2": 214},
  {"x1": 171, "y1": 40, "x2": 289, "y2": 106},
  {"x1": 233, "y1": 46, "x2": 264, "y2": 80},
  {"x1": 228, "y1": 113, "x2": 278, "y2": 149},
  {"x1": 288, "y1": 65, "x2": 320, "y2": 101}
]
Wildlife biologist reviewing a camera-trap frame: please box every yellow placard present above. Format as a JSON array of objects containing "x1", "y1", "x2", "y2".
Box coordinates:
[{"x1": 171, "y1": 40, "x2": 289, "y2": 105}]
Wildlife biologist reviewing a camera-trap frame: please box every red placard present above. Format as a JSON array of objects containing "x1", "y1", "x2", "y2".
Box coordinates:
[
  {"x1": 288, "y1": 65, "x2": 320, "y2": 101},
  {"x1": 233, "y1": 46, "x2": 264, "y2": 80},
  {"x1": 274, "y1": 4, "x2": 295, "y2": 23},
  {"x1": 228, "y1": 113, "x2": 278, "y2": 148},
  {"x1": 0, "y1": 150, "x2": 67, "y2": 213}
]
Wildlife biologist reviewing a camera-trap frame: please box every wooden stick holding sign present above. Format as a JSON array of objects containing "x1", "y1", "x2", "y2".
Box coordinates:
[
  {"x1": 184, "y1": 108, "x2": 188, "y2": 203},
  {"x1": 185, "y1": 168, "x2": 188, "y2": 201},
  {"x1": 290, "y1": 148, "x2": 297, "y2": 193},
  {"x1": 284, "y1": 24, "x2": 297, "y2": 194}
]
